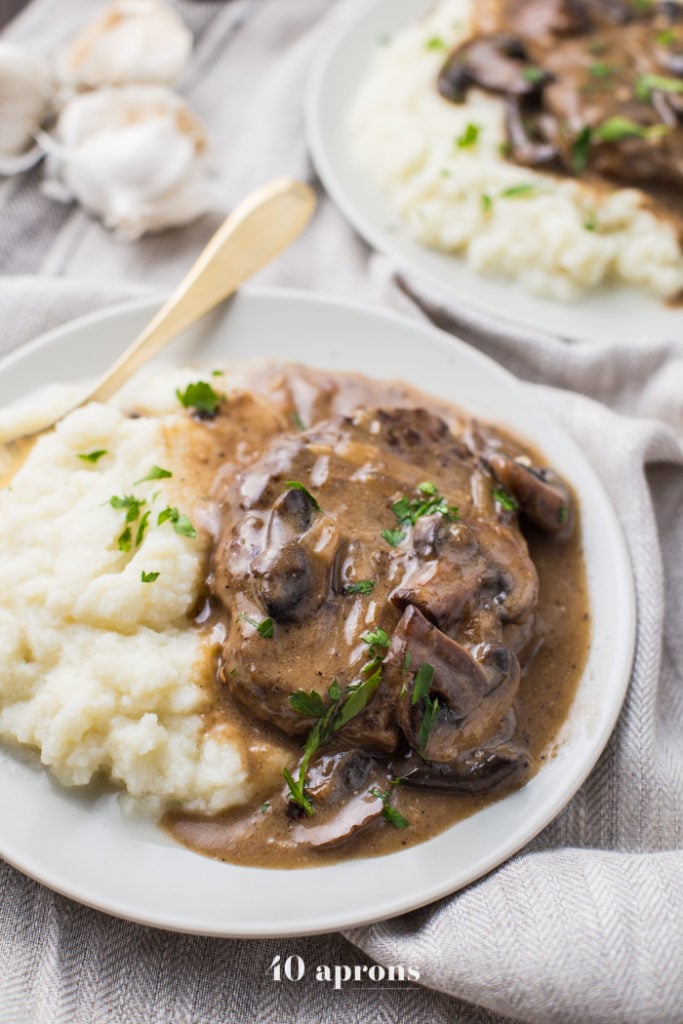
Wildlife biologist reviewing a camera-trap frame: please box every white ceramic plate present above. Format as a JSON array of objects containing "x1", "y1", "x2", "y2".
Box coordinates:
[
  {"x1": 306, "y1": 0, "x2": 683, "y2": 344},
  {"x1": 0, "y1": 289, "x2": 635, "y2": 936}
]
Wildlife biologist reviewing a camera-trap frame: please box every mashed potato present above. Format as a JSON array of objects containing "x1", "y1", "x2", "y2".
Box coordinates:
[
  {"x1": 349, "y1": 0, "x2": 683, "y2": 301},
  {"x1": 0, "y1": 369, "x2": 265, "y2": 817}
]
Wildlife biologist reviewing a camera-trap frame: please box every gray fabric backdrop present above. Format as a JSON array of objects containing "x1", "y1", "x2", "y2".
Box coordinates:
[{"x1": 0, "y1": 2, "x2": 682, "y2": 1022}]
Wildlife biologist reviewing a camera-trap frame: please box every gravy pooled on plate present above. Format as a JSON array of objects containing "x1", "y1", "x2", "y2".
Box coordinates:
[{"x1": 164, "y1": 363, "x2": 590, "y2": 868}]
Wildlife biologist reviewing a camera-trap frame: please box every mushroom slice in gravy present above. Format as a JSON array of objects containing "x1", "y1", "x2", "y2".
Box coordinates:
[{"x1": 164, "y1": 364, "x2": 590, "y2": 869}]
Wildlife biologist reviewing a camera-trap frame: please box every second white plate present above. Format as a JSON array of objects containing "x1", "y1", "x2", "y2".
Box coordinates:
[{"x1": 306, "y1": 0, "x2": 683, "y2": 344}]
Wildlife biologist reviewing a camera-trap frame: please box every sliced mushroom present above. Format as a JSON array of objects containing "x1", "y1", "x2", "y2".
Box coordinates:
[
  {"x1": 392, "y1": 740, "x2": 531, "y2": 793},
  {"x1": 505, "y1": 96, "x2": 561, "y2": 167},
  {"x1": 391, "y1": 518, "x2": 538, "y2": 630},
  {"x1": 438, "y1": 33, "x2": 542, "y2": 104},
  {"x1": 487, "y1": 453, "x2": 572, "y2": 535},
  {"x1": 252, "y1": 486, "x2": 339, "y2": 623},
  {"x1": 289, "y1": 750, "x2": 388, "y2": 848},
  {"x1": 387, "y1": 605, "x2": 520, "y2": 763}
]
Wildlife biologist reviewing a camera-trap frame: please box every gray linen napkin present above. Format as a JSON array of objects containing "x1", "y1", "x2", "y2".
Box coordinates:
[{"x1": 1, "y1": 1, "x2": 682, "y2": 1022}]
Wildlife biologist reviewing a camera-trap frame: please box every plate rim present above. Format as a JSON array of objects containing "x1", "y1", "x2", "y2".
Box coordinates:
[{"x1": 0, "y1": 286, "x2": 636, "y2": 936}]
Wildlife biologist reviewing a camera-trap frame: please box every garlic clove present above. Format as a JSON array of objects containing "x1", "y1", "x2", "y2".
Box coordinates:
[
  {"x1": 40, "y1": 85, "x2": 217, "y2": 240},
  {"x1": 0, "y1": 42, "x2": 53, "y2": 173},
  {"x1": 57, "y1": 0, "x2": 193, "y2": 90}
]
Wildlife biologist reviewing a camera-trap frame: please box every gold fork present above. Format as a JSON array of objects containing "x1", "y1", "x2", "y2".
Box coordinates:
[{"x1": 0, "y1": 177, "x2": 317, "y2": 484}]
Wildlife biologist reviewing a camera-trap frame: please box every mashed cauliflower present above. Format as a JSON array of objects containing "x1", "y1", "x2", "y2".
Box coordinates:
[
  {"x1": 349, "y1": 0, "x2": 683, "y2": 301},
  {"x1": 0, "y1": 369, "x2": 260, "y2": 817}
]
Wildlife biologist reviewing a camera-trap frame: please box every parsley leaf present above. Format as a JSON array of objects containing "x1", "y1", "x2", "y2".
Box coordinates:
[
  {"x1": 501, "y1": 183, "x2": 536, "y2": 198},
  {"x1": 135, "y1": 509, "x2": 151, "y2": 547},
  {"x1": 593, "y1": 116, "x2": 668, "y2": 142},
  {"x1": 175, "y1": 381, "x2": 222, "y2": 417},
  {"x1": 77, "y1": 450, "x2": 107, "y2": 464},
  {"x1": 370, "y1": 785, "x2": 410, "y2": 830},
  {"x1": 134, "y1": 465, "x2": 172, "y2": 485},
  {"x1": 238, "y1": 613, "x2": 274, "y2": 639},
  {"x1": 285, "y1": 481, "x2": 322, "y2": 512},
  {"x1": 140, "y1": 570, "x2": 160, "y2": 583},
  {"x1": 523, "y1": 66, "x2": 546, "y2": 84},
  {"x1": 419, "y1": 696, "x2": 440, "y2": 757},
  {"x1": 381, "y1": 527, "x2": 406, "y2": 547},
  {"x1": 456, "y1": 122, "x2": 480, "y2": 148},
  {"x1": 283, "y1": 671, "x2": 384, "y2": 816},
  {"x1": 412, "y1": 663, "x2": 435, "y2": 705},
  {"x1": 117, "y1": 526, "x2": 133, "y2": 553},
  {"x1": 636, "y1": 73, "x2": 683, "y2": 102},
  {"x1": 361, "y1": 627, "x2": 391, "y2": 655},
  {"x1": 157, "y1": 506, "x2": 197, "y2": 538},
  {"x1": 571, "y1": 125, "x2": 593, "y2": 174},
  {"x1": 344, "y1": 580, "x2": 376, "y2": 595},
  {"x1": 110, "y1": 494, "x2": 146, "y2": 523},
  {"x1": 425, "y1": 35, "x2": 446, "y2": 50},
  {"x1": 492, "y1": 486, "x2": 519, "y2": 512},
  {"x1": 382, "y1": 482, "x2": 458, "y2": 546}
]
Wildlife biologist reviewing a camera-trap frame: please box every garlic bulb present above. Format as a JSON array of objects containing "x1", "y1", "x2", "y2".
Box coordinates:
[
  {"x1": 0, "y1": 42, "x2": 53, "y2": 175},
  {"x1": 41, "y1": 86, "x2": 217, "y2": 239},
  {"x1": 57, "y1": 0, "x2": 193, "y2": 90}
]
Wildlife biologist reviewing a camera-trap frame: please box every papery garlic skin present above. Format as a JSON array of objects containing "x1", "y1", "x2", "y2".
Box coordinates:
[
  {"x1": 57, "y1": 0, "x2": 193, "y2": 90},
  {"x1": 0, "y1": 42, "x2": 52, "y2": 173},
  {"x1": 41, "y1": 86, "x2": 216, "y2": 239}
]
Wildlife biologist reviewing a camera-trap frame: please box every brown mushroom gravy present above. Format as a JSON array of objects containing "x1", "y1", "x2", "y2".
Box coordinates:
[
  {"x1": 437, "y1": 0, "x2": 683, "y2": 231},
  {"x1": 162, "y1": 363, "x2": 590, "y2": 868}
]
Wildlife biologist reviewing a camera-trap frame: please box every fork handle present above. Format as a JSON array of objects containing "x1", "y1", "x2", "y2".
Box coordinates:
[{"x1": 87, "y1": 177, "x2": 316, "y2": 404}]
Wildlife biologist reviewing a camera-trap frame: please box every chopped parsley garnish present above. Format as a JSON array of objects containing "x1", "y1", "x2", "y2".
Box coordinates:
[
  {"x1": 382, "y1": 481, "x2": 459, "y2": 547},
  {"x1": 523, "y1": 66, "x2": 546, "y2": 84},
  {"x1": 288, "y1": 690, "x2": 327, "y2": 717},
  {"x1": 291, "y1": 412, "x2": 306, "y2": 432},
  {"x1": 571, "y1": 125, "x2": 593, "y2": 173},
  {"x1": 635, "y1": 73, "x2": 683, "y2": 102},
  {"x1": 260, "y1": 801, "x2": 270, "y2": 813},
  {"x1": 419, "y1": 696, "x2": 440, "y2": 757},
  {"x1": 656, "y1": 28, "x2": 676, "y2": 47},
  {"x1": 157, "y1": 506, "x2": 197, "y2": 538},
  {"x1": 456, "y1": 122, "x2": 480, "y2": 148},
  {"x1": 501, "y1": 183, "x2": 536, "y2": 198},
  {"x1": 344, "y1": 580, "x2": 376, "y2": 595},
  {"x1": 175, "y1": 380, "x2": 222, "y2": 417},
  {"x1": 409, "y1": 663, "x2": 439, "y2": 757},
  {"x1": 118, "y1": 526, "x2": 133, "y2": 553},
  {"x1": 285, "y1": 670, "x2": 383, "y2": 816},
  {"x1": 558, "y1": 505, "x2": 568, "y2": 525},
  {"x1": 370, "y1": 784, "x2": 410, "y2": 830},
  {"x1": 492, "y1": 486, "x2": 519, "y2": 512},
  {"x1": 134, "y1": 465, "x2": 172, "y2": 485},
  {"x1": 109, "y1": 494, "x2": 148, "y2": 552},
  {"x1": 481, "y1": 192, "x2": 493, "y2": 212},
  {"x1": 135, "y1": 509, "x2": 151, "y2": 547},
  {"x1": 593, "y1": 116, "x2": 668, "y2": 142},
  {"x1": 402, "y1": 650, "x2": 412, "y2": 676},
  {"x1": 425, "y1": 35, "x2": 446, "y2": 50},
  {"x1": 588, "y1": 62, "x2": 614, "y2": 80},
  {"x1": 237, "y1": 613, "x2": 273, "y2": 639},
  {"x1": 77, "y1": 449, "x2": 107, "y2": 464},
  {"x1": 381, "y1": 527, "x2": 407, "y2": 547},
  {"x1": 361, "y1": 627, "x2": 391, "y2": 655},
  {"x1": 584, "y1": 214, "x2": 597, "y2": 232},
  {"x1": 140, "y1": 570, "x2": 160, "y2": 583},
  {"x1": 110, "y1": 494, "x2": 146, "y2": 521},
  {"x1": 211, "y1": 369, "x2": 224, "y2": 376},
  {"x1": 284, "y1": 481, "x2": 322, "y2": 512},
  {"x1": 411, "y1": 663, "x2": 434, "y2": 705}
]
